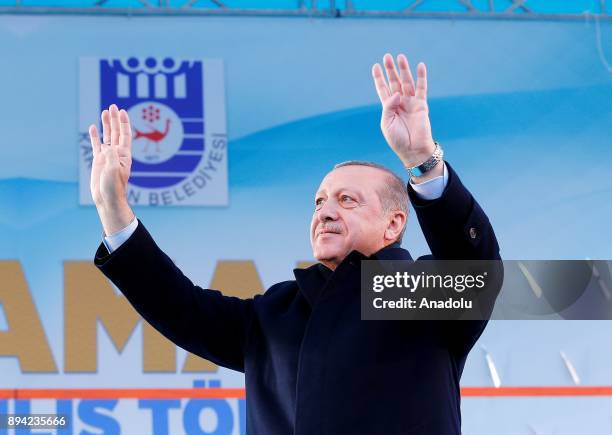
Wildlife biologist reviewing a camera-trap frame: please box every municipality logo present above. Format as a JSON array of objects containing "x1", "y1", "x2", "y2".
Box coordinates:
[{"x1": 79, "y1": 57, "x2": 228, "y2": 206}]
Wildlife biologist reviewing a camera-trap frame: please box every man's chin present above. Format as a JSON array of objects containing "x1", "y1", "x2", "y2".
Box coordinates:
[{"x1": 313, "y1": 245, "x2": 347, "y2": 263}]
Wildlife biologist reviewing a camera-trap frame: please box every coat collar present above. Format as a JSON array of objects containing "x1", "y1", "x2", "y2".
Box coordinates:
[
  {"x1": 373, "y1": 243, "x2": 413, "y2": 262},
  {"x1": 292, "y1": 264, "x2": 327, "y2": 307},
  {"x1": 293, "y1": 244, "x2": 413, "y2": 307}
]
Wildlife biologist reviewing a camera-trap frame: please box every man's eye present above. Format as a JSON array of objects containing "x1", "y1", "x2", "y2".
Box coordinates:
[
  {"x1": 315, "y1": 198, "x2": 325, "y2": 209},
  {"x1": 340, "y1": 195, "x2": 359, "y2": 208}
]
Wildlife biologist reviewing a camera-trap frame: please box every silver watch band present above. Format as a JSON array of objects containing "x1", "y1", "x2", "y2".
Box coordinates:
[{"x1": 406, "y1": 141, "x2": 444, "y2": 178}]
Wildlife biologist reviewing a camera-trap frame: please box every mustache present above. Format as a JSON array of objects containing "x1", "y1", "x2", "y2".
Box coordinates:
[{"x1": 317, "y1": 222, "x2": 343, "y2": 235}]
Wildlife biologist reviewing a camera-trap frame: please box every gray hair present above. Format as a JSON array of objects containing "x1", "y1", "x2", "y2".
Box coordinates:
[{"x1": 333, "y1": 160, "x2": 409, "y2": 243}]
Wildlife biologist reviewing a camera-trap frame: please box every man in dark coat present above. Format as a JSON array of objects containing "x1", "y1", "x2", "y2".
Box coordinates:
[{"x1": 89, "y1": 53, "x2": 500, "y2": 434}]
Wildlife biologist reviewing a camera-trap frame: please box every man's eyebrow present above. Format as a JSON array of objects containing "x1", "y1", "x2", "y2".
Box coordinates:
[
  {"x1": 338, "y1": 187, "x2": 363, "y2": 197},
  {"x1": 317, "y1": 187, "x2": 363, "y2": 197}
]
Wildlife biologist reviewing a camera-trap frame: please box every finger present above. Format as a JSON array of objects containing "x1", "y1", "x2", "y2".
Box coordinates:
[
  {"x1": 101, "y1": 110, "x2": 111, "y2": 145},
  {"x1": 381, "y1": 92, "x2": 401, "y2": 126},
  {"x1": 109, "y1": 104, "x2": 120, "y2": 146},
  {"x1": 119, "y1": 109, "x2": 132, "y2": 150},
  {"x1": 371, "y1": 63, "x2": 390, "y2": 103},
  {"x1": 382, "y1": 91, "x2": 401, "y2": 112},
  {"x1": 415, "y1": 62, "x2": 428, "y2": 100},
  {"x1": 383, "y1": 53, "x2": 402, "y2": 95},
  {"x1": 397, "y1": 54, "x2": 416, "y2": 96},
  {"x1": 89, "y1": 124, "x2": 102, "y2": 157}
]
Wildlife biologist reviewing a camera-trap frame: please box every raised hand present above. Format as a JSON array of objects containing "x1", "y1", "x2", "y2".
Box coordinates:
[
  {"x1": 372, "y1": 54, "x2": 437, "y2": 170},
  {"x1": 89, "y1": 104, "x2": 135, "y2": 236}
]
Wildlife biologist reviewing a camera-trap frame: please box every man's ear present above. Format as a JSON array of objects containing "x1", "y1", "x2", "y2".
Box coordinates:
[{"x1": 384, "y1": 210, "x2": 407, "y2": 242}]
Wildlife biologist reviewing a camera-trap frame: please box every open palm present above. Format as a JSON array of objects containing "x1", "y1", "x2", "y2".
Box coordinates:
[
  {"x1": 89, "y1": 105, "x2": 132, "y2": 207},
  {"x1": 372, "y1": 54, "x2": 435, "y2": 168}
]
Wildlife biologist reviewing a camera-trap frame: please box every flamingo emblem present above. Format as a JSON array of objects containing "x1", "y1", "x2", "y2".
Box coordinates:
[{"x1": 134, "y1": 118, "x2": 171, "y2": 153}]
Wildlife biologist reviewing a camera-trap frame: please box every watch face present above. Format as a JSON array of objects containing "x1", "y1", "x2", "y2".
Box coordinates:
[{"x1": 419, "y1": 147, "x2": 443, "y2": 173}]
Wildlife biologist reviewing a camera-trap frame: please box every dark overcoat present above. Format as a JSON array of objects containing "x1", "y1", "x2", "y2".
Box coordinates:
[{"x1": 95, "y1": 161, "x2": 501, "y2": 435}]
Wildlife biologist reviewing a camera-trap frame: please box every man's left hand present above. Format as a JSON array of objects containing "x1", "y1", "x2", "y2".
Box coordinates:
[{"x1": 372, "y1": 54, "x2": 438, "y2": 172}]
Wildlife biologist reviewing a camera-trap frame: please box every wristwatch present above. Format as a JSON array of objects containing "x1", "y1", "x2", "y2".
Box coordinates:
[{"x1": 406, "y1": 141, "x2": 444, "y2": 178}]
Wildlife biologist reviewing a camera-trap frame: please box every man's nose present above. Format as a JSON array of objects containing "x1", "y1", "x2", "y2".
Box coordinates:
[{"x1": 317, "y1": 200, "x2": 339, "y2": 222}]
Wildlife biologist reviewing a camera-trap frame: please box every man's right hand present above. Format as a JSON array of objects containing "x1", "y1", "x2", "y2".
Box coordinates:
[{"x1": 89, "y1": 104, "x2": 135, "y2": 236}]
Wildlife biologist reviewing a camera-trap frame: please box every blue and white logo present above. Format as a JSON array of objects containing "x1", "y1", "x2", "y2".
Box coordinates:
[{"x1": 79, "y1": 57, "x2": 228, "y2": 206}]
